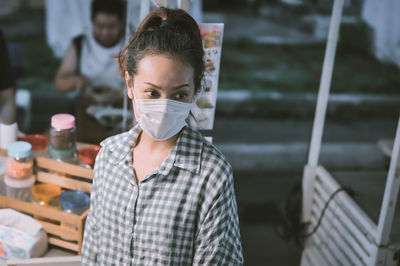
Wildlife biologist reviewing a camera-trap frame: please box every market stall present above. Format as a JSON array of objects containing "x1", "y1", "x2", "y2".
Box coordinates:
[{"x1": 0, "y1": 0, "x2": 225, "y2": 264}]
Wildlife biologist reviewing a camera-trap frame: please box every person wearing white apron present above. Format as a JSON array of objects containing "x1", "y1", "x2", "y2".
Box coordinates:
[{"x1": 55, "y1": 0, "x2": 126, "y2": 144}]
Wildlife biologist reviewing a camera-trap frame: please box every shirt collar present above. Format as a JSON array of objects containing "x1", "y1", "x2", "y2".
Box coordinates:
[
  {"x1": 100, "y1": 124, "x2": 203, "y2": 175},
  {"x1": 100, "y1": 125, "x2": 140, "y2": 165}
]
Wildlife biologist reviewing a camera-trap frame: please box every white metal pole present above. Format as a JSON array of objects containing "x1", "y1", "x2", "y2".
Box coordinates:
[
  {"x1": 302, "y1": 0, "x2": 344, "y2": 223},
  {"x1": 121, "y1": 0, "x2": 131, "y2": 132},
  {"x1": 307, "y1": 0, "x2": 344, "y2": 167},
  {"x1": 177, "y1": 0, "x2": 190, "y2": 11},
  {"x1": 375, "y1": 116, "x2": 400, "y2": 245}
]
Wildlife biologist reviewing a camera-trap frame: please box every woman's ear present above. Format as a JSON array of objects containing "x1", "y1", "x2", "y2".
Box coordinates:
[{"x1": 125, "y1": 71, "x2": 133, "y2": 100}]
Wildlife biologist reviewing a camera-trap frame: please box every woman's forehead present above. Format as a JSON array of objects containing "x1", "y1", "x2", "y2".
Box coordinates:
[{"x1": 135, "y1": 54, "x2": 194, "y2": 85}]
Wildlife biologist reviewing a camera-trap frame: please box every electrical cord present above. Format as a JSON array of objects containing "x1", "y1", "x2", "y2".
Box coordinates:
[
  {"x1": 275, "y1": 183, "x2": 355, "y2": 248},
  {"x1": 275, "y1": 183, "x2": 397, "y2": 253},
  {"x1": 304, "y1": 187, "x2": 349, "y2": 238}
]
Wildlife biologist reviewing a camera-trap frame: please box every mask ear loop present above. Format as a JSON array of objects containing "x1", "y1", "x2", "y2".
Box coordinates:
[
  {"x1": 122, "y1": 86, "x2": 128, "y2": 132},
  {"x1": 130, "y1": 77, "x2": 137, "y2": 101},
  {"x1": 131, "y1": 87, "x2": 136, "y2": 100},
  {"x1": 131, "y1": 86, "x2": 140, "y2": 123}
]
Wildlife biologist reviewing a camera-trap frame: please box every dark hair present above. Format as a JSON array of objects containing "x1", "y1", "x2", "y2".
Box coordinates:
[
  {"x1": 91, "y1": 0, "x2": 125, "y2": 21},
  {"x1": 119, "y1": 7, "x2": 204, "y2": 94}
]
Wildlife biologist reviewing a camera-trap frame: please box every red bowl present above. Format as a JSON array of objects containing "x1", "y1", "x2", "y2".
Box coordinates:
[
  {"x1": 78, "y1": 146, "x2": 101, "y2": 167},
  {"x1": 19, "y1": 134, "x2": 48, "y2": 151}
]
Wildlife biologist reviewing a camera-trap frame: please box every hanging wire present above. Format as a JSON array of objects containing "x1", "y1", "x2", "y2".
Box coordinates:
[{"x1": 274, "y1": 184, "x2": 356, "y2": 248}]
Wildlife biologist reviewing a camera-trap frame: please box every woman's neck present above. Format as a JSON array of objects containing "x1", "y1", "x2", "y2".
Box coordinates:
[{"x1": 136, "y1": 130, "x2": 180, "y2": 153}]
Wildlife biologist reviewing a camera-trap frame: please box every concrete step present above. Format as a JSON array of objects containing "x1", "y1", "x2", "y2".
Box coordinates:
[
  {"x1": 216, "y1": 142, "x2": 388, "y2": 171},
  {"x1": 216, "y1": 91, "x2": 400, "y2": 119}
]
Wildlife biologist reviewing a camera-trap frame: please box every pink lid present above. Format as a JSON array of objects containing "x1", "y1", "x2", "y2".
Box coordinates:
[{"x1": 51, "y1": 113, "x2": 75, "y2": 130}]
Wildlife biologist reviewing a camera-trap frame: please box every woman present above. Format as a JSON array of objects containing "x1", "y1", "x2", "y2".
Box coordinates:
[{"x1": 82, "y1": 7, "x2": 243, "y2": 265}]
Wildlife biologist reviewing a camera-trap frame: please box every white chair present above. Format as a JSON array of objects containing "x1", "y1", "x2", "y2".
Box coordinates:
[{"x1": 301, "y1": 0, "x2": 400, "y2": 265}]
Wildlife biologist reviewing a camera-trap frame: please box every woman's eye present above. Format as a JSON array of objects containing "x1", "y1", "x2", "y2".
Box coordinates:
[
  {"x1": 174, "y1": 92, "x2": 187, "y2": 100},
  {"x1": 145, "y1": 90, "x2": 160, "y2": 98}
]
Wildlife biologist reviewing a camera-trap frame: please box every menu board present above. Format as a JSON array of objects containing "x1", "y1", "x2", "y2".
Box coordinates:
[{"x1": 191, "y1": 23, "x2": 224, "y2": 130}]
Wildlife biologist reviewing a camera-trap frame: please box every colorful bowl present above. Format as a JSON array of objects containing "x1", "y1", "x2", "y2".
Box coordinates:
[
  {"x1": 32, "y1": 183, "x2": 62, "y2": 205},
  {"x1": 60, "y1": 190, "x2": 89, "y2": 215},
  {"x1": 78, "y1": 146, "x2": 101, "y2": 167},
  {"x1": 20, "y1": 135, "x2": 48, "y2": 152}
]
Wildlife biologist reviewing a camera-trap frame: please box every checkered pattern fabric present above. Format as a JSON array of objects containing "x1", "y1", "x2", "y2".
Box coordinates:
[{"x1": 81, "y1": 125, "x2": 243, "y2": 265}]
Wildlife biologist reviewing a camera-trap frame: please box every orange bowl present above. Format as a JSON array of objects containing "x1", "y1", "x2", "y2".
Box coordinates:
[
  {"x1": 78, "y1": 146, "x2": 101, "y2": 167},
  {"x1": 32, "y1": 183, "x2": 62, "y2": 204}
]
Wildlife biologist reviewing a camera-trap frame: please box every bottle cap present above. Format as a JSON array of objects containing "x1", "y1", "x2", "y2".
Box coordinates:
[
  {"x1": 51, "y1": 114, "x2": 75, "y2": 130},
  {"x1": 7, "y1": 141, "x2": 32, "y2": 159}
]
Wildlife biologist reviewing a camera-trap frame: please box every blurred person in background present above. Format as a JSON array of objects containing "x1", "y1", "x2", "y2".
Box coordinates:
[
  {"x1": 54, "y1": 0, "x2": 126, "y2": 144},
  {"x1": 0, "y1": 28, "x2": 16, "y2": 125},
  {"x1": 55, "y1": 0, "x2": 125, "y2": 92}
]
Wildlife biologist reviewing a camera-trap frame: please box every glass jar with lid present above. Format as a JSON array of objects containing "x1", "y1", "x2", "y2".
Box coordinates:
[
  {"x1": 6, "y1": 141, "x2": 33, "y2": 179},
  {"x1": 49, "y1": 114, "x2": 77, "y2": 162},
  {"x1": 50, "y1": 113, "x2": 76, "y2": 149}
]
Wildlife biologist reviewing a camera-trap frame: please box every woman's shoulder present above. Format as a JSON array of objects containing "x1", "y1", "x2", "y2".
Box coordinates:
[
  {"x1": 184, "y1": 127, "x2": 234, "y2": 199},
  {"x1": 186, "y1": 126, "x2": 233, "y2": 176}
]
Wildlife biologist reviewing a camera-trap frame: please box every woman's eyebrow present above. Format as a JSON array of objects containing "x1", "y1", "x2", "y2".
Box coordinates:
[
  {"x1": 144, "y1": 82, "x2": 161, "y2": 89},
  {"x1": 172, "y1": 84, "x2": 190, "y2": 90},
  {"x1": 144, "y1": 82, "x2": 190, "y2": 90}
]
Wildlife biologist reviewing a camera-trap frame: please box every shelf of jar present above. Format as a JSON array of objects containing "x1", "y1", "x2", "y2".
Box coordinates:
[{"x1": 0, "y1": 153, "x2": 93, "y2": 255}]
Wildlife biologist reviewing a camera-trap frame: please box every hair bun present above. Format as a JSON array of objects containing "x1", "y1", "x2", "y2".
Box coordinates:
[{"x1": 160, "y1": 19, "x2": 174, "y2": 30}]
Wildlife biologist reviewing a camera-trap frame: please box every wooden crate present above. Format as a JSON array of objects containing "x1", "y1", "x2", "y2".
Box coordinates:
[{"x1": 0, "y1": 152, "x2": 93, "y2": 255}]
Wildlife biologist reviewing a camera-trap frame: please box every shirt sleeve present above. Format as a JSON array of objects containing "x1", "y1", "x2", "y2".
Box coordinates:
[
  {"x1": 193, "y1": 168, "x2": 244, "y2": 265},
  {"x1": 81, "y1": 149, "x2": 104, "y2": 265},
  {"x1": 0, "y1": 29, "x2": 16, "y2": 90}
]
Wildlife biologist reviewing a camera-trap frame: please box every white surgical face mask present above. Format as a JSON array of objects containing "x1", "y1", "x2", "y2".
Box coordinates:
[{"x1": 132, "y1": 88, "x2": 193, "y2": 140}]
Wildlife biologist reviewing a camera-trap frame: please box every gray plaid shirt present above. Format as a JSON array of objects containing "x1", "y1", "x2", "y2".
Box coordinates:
[{"x1": 81, "y1": 125, "x2": 243, "y2": 265}]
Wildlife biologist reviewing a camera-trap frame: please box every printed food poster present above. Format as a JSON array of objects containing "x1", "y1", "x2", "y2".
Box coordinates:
[{"x1": 191, "y1": 23, "x2": 224, "y2": 130}]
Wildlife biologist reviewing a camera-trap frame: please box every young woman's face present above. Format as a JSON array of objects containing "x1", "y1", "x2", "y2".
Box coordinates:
[
  {"x1": 126, "y1": 54, "x2": 195, "y2": 104},
  {"x1": 92, "y1": 13, "x2": 123, "y2": 47}
]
